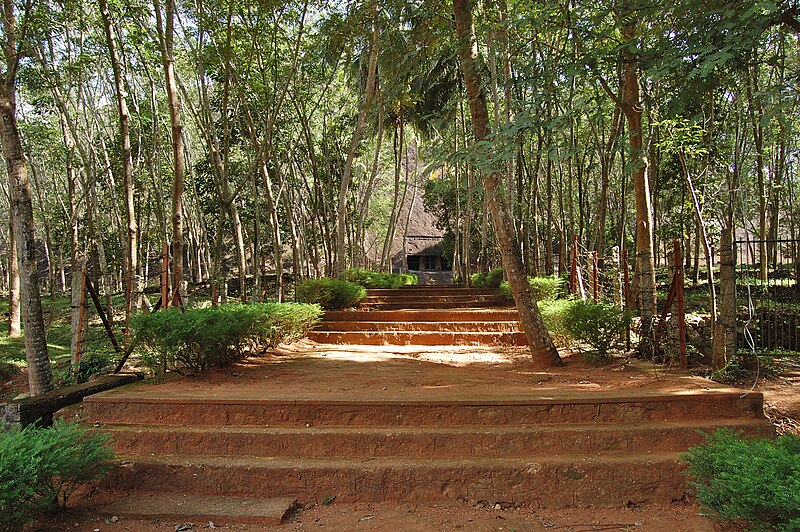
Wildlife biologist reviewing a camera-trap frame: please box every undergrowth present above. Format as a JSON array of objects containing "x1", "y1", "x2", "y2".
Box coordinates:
[
  {"x1": 0, "y1": 420, "x2": 114, "y2": 531},
  {"x1": 683, "y1": 429, "x2": 800, "y2": 531}
]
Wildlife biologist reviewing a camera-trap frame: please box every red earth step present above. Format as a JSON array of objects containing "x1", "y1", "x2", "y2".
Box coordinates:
[
  {"x1": 314, "y1": 321, "x2": 521, "y2": 333},
  {"x1": 322, "y1": 309, "x2": 520, "y2": 322},
  {"x1": 358, "y1": 301, "x2": 510, "y2": 310},
  {"x1": 100, "y1": 495, "x2": 298, "y2": 527},
  {"x1": 82, "y1": 392, "x2": 767, "y2": 428},
  {"x1": 306, "y1": 330, "x2": 527, "y2": 346},
  {"x1": 366, "y1": 288, "x2": 493, "y2": 296},
  {"x1": 102, "y1": 420, "x2": 772, "y2": 459},
  {"x1": 361, "y1": 295, "x2": 506, "y2": 304},
  {"x1": 102, "y1": 453, "x2": 691, "y2": 507}
]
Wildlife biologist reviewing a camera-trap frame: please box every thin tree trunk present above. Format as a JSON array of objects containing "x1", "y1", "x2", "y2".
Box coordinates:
[
  {"x1": 100, "y1": 0, "x2": 138, "y2": 324},
  {"x1": 154, "y1": 0, "x2": 184, "y2": 307},
  {"x1": 335, "y1": 9, "x2": 379, "y2": 275},
  {"x1": 453, "y1": 0, "x2": 561, "y2": 368}
]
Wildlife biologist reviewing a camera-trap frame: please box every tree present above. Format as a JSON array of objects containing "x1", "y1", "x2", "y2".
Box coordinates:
[
  {"x1": 0, "y1": 0, "x2": 53, "y2": 395},
  {"x1": 453, "y1": 0, "x2": 561, "y2": 369}
]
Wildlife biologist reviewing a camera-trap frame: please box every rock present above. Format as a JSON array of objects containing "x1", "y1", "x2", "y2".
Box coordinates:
[{"x1": 110, "y1": 516, "x2": 119, "y2": 523}]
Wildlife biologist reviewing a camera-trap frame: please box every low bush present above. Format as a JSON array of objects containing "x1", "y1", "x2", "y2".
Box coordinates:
[
  {"x1": 0, "y1": 360, "x2": 21, "y2": 381},
  {"x1": 470, "y1": 272, "x2": 485, "y2": 288},
  {"x1": 539, "y1": 299, "x2": 575, "y2": 348},
  {"x1": 131, "y1": 302, "x2": 322, "y2": 374},
  {"x1": 484, "y1": 267, "x2": 505, "y2": 289},
  {"x1": 341, "y1": 268, "x2": 418, "y2": 289},
  {"x1": 500, "y1": 276, "x2": 565, "y2": 301},
  {"x1": 683, "y1": 429, "x2": 800, "y2": 531},
  {"x1": 296, "y1": 278, "x2": 366, "y2": 309},
  {"x1": 563, "y1": 299, "x2": 630, "y2": 363},
  {"x1": 0, "y1": 420, "x2": 114, "y2": 531}
]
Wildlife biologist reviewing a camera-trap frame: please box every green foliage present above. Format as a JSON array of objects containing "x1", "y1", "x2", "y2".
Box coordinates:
[
  {"x1": 564, "y1": 300, "x2": 631, "y2": 363},
  {"x1": 0, "y1": 420, "x2": 114, "y2": 531},
  {"x1": 131, "y1": 303, "x2": 322, "y2": 375},
  {"x1": 539, "y1": 299, "x2": 575, "y2": 348},
  {"x1": 0, "y1": 360, "x2": 21, "y2": 381},
  {"x1": 470, "y1": 272, "x2": 485, "y2": 288},
  {"x1": 683, "y1": 429, "x2": 800, "y2": 531},
  {"x1": 484, "y1": 268, "x2": 505, "y2": 289},
  {"x1": 296, "y1": 278, "x2": 367, "y2": 310},
  {"x1": 342, "y1": 268, "x2": 418, "y2": 289},
  {"x1": 500, "y1": 276, "x2": 565, "y2": 301},
  {"x1": 75, "y1": 352, "x2": 116, "y2": 383}
]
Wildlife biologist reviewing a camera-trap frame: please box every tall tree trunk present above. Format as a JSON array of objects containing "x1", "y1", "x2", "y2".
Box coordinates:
[
  {"x1": 335, "y1": 9, "x2": 379, "y2": 275},
  {"x1": 0, "y1": 28, "x2": 53, "y2": 394},
  {"x1": 453, "y1": 0, "x2": 561, "y2": 368},
  {"x1": 155, "y1": 0, "x2": 184, "y2": 307},
  {"x1": 99, "y1": 0, "x2": 138, "y2": 323},
  {"x1": 619, "y1": 14, "x2": 657, "y2": 358}
]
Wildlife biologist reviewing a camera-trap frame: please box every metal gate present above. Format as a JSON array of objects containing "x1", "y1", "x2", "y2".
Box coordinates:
[{"x1": 735, "y1": 239, "x2": 800, "y2": 356}]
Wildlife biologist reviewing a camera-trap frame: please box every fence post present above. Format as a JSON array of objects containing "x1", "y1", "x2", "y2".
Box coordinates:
[
  {"x1": 570, "y1": 235, "x2": 578, "y2": 296},
  {"x1": 623, "y1": 249, "x2": 631, "y2": 351},
  {"x1": 74, "y1": 263, "x2": 88, "y2": 382},
  {"x1": 674, "y1": 240, "x2": 688, "y2": 370},
  {"x1": 161, "y1": 244, "x2": 170, "y2": 310}
]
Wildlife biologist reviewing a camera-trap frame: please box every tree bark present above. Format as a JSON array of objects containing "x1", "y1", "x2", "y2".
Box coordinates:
[
  {"x1": 99, "y1": 0, "x2": 138, "y2": 323},
  {"x1": 0, "y1": 76, "x2": 53, "y2": 395},
  {"x1": 155, "y1": 0, "x2": 185, "y2": 307},
  {"x1": 453, "y1": 0, "x2": 561, "y2": 368},
  {"x1": 619, "y1": 15, "x2": 657, "y2": 358}
]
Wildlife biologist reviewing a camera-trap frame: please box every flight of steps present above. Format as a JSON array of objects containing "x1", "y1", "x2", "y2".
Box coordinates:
[
  {"x1": 85, "y1": 389, "x2": 774, "y2": 508},
  {"x1": 307, "y1": 286, "x2": 527, "y2": 346}
]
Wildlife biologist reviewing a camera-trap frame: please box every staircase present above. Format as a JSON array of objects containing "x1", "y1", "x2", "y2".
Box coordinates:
[
  {"x1": 307, "y1": 286, "x2": 527, "y2": 346},
  {"x1": 85, "y1": 388, "x2": 773, "y2": 508},
  {"x1": 82, "y1": 285, "x2": 775, "y2": 520}
]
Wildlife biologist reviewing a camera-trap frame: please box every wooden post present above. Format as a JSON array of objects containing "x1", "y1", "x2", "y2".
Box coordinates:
[
  {"x1": 570, "y1": 235, "x2": 578, "y2": 296},
  {"x1": 161, "y1": 244, "x2": 170, "y2": 309},
  {"x1": 623, "y1": 248, "x2": 631, "y2": 351},
  {"x1": 674, "y1": 240, "x2": 688, "y2": 369},
  {"x1": 74, "y1": 264, "x2": 88, "y2": 382},
  {"x1": 592, "y1": 251, "x2": 599, "y2": 302}
]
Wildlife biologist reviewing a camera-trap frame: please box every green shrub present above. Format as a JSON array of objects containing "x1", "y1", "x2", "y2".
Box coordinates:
[
  {"x1": 75, "y1": 351, "x2": 116, "y2": 383},
  {"x1": 539, "y1": 299, "x2": 575, "y2": 348},
  {"x1": 500, "y1": 276, "x2": 565, "y2": 301},
  {"x1": 296, "y1": 278, "x2": 366, "y2": 309},
  {"x1": 0, "y1": 420, "x2": 114, "y2": 531},
  {"x1": 470, "y1": 272, "x2": 485, "y2": 288},
  {"x1": 563, "y1": 300, "x2": 630, "y2": 363},
  {"x1": 0, "y1": 360, "x2": 21, "y2": 381},
  {"x1": 683, "y1": 429, "x2": 800, "y2": 531},
  {"x1": 131, "y1": 302, "x2": 322, "y2": 374},
  {"x1": 484, "y1": 267, "x2": 505, "y2": 289},
  {"x1": 342, "y1": 268, "x2": 418, "y2": 289}
]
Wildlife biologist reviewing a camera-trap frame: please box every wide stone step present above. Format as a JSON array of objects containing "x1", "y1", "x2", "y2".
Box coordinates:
[
  {"x1": 102, "y1": 453, "x2": 690, "y2": 507},
  {"x1": 83, "y1": 392, "x2": 767, "y2": 427},
  {"x1": 322, "y1": 309, "x2": 520, "y2": 322},
  {"x1": 306, "y1": 330, "x2": 528, "y2": 346},
  {"x1": 314, "y1": 321, "x2": 521, "y2": 333},
  {"x1": 102, "y1": 420, "x2": 772, "y2": 459},
  {"x1": 366, "y1": 288, "x2": 491, "y2": 296},
  {"x1": 359, "y1": 301, "x2": 510, "y2": 310},
  {"x1": 100, "y1": 495, "x2": 298, "y2": 527},
  {"x1": 361, "y1": 295, "x2": 507, "y2": 305}
]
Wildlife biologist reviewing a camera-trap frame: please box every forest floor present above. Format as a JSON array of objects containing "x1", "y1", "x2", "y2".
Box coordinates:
[{"x1": 15, "y1": 342, "x2": 798, "y2": 532}]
